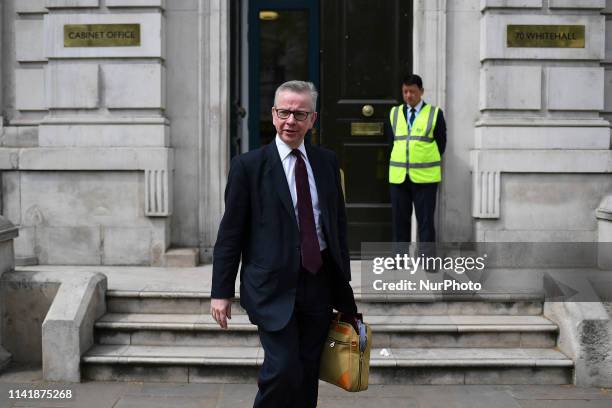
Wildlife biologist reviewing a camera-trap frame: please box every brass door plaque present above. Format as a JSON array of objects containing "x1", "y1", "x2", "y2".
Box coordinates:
[
  {"x1": 64, "y1": 24, "x2": 141, "y2": 47},
  {"x1": 507, "y1": 25, "x2": 585, "y2": 48},
  {"x1": 351, "y1": 122, "x2": 384, "y2": 136}
]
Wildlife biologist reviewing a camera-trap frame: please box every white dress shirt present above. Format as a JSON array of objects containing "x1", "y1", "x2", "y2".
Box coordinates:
[
  {"x1": 275, "y1": 135, "x2": 327, "y2": 251},
  {"x1": 407, "y1": 100, "x2": 424, "y2": 131}
]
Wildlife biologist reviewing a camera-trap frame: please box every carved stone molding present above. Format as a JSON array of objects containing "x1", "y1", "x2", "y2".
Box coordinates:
[
  {"x1": 472, "y1": 169, "x2": 501, "y2": 219},
  {"x1": 145, "y1": 168, "x2": 173, "y2": 217}
]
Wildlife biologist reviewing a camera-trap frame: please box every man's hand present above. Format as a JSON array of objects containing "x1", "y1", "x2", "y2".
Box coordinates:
[{"x1": 210, "y1": 298, "x2": 232, "y2": 329}]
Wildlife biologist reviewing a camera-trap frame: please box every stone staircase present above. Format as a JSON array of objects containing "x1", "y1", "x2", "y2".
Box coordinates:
[{"x1": 81, "y1": 290, "x2": 573, "y2": 384}]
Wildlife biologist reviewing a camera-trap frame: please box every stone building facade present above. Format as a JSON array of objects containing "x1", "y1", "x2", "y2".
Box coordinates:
[{"x1": 0, "y1": 0, "x2": 610, "y2": 266}]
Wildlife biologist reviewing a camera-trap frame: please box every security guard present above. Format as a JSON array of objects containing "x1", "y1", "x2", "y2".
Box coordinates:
[{"x1": 385, "y1": 74, "x2": 446, "y2": 246}]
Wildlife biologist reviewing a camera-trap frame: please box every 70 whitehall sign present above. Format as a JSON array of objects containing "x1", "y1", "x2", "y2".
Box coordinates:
[
  {"x1": 507, "y1": 25, "x2": 585, "y2": 48},
  {"x1": 64, "y1": 24, "x2": 141, "y2": 47}
]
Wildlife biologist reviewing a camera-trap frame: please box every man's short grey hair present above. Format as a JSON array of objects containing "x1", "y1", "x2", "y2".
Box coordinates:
[{"x1": 274, "y1": 80, "x2": 318, "y2": 111}]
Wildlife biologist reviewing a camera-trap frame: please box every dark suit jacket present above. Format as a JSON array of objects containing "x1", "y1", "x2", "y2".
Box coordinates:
[
  {"x1": 384, "y1": 102, "x2": 447, "y2": 157},
  {"x1": 212, "y1": 141, "x2": 356, "y2": 331}
]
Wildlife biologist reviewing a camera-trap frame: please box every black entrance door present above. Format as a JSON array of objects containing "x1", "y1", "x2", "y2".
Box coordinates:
[
  {"x1": 320, "y1": 0, "x2": 413, "y2": 256},
  {"x1": 248, "y1": 0, "x2": 320, "y2": 149}
]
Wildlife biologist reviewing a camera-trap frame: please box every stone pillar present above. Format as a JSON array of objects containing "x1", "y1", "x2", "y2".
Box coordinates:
[
  {"x1": 603, "y1": 1, "x2": 612, "y2": 141},
  {"x1": 0, "y1": 216, "x2": 19, "y2": 371},
  {"x1": 0, "y1": 0, "x2": 3, "y2": 130},
  {"x1": 474, "y1": 0, "x2": 610, "y2": 243},
  {"x1": 198, "y1": 0, "x2": 230, "y2": 262},
  {"x1": 412, "y1": 0, "x2": 448, "y2": 241},
  {"x1": 412, "y1": 0, "x2": 446, "y2": 109}
]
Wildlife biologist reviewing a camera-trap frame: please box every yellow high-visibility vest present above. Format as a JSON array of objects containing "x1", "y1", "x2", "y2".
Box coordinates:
[{"x1": 388, "y1": 103, "x2": 441, "y2": 184}]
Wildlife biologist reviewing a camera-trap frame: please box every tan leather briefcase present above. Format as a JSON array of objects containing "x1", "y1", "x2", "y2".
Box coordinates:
[{"x1": 319, "y1": 312, "x2": 372, "y2": 392}]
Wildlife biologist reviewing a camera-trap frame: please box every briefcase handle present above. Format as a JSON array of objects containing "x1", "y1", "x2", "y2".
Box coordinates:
[{"x1": 333, "y1": 311, "x2": 363, "y2": 332}]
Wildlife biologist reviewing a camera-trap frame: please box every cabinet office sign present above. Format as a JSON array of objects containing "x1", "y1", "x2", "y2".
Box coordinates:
[
  {"x1": 507, "y1": 25, "x2": 585, "y2": 48},
  {"x1": 64, "y1": 24, "x2": 141, "y2": 47}
]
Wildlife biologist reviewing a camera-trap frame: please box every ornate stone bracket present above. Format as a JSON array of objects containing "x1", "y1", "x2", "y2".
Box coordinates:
[
  {"x1": 472, "y1": 168, "x2": 501, "y2": 219},
  {"x1": 145, "y1": 168, "x2": 172, "y2": 217}
]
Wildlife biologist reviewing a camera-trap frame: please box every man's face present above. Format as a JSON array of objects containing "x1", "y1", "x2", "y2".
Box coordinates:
[
  {"x1": 402, "y1": 84, "x2": 424, "y2": 108},
  {"x1": 272, "y1": 90, "x2": 317, "y2": 149}
]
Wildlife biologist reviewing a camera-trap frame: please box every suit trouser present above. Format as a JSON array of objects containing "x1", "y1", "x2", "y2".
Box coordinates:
[
  {"x1": 253, "y1": 251, "x2": 334, "y2": 408},
  {"x1": 390, "y1": 178, "x2": 438, "y2": 243}
]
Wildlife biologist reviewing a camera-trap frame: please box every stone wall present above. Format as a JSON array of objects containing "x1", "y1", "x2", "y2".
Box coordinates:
[
  {"x1": 2, "y1": 0, "x2": 173, "y2": 265},
  {"x1": 0, "y1": 217, "x2": 19, "y2": 370},
  {"x1": 2, "y1": 279, "x2": 58, "y2": 363},
  {"x1": 473, "y1": 0, "x2": 612, "y2": 243}
]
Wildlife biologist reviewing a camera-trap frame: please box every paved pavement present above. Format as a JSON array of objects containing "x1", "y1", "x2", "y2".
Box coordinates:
[{"x1": 0, "y1": 363, "x2": 610, "y2": 408}]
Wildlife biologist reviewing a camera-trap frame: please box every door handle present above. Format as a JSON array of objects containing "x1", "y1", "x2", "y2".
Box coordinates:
[{"x1": 361, "y1": 105, "x2": 374, "y2": 117}]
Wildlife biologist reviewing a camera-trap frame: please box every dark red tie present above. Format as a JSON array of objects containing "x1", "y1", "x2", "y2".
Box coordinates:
[{"x1": 291, "y1": 149, "x2": 323, "y2": 274}]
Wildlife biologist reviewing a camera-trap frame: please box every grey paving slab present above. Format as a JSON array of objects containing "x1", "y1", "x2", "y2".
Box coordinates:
[
  {"x1": 517, "y1": 401, "x2": 612, "y2": 408},
  {"x1": 500, "y1": 384, "x2": 612, "y2": 400},
  {"x1": 9, "y1": 403, "x2": 73, "y2": 408},
  {"x1": 123, "y1": 382, "x2": 222, "y2": 398},
  {"x1": 411, "y1": 385, "x2": 524, "y2": 408},
  {"x1": 214, "y1": 384, "x2": 257, "y2": 408},
  {"x1": 0, "y1": 365, "x2": 43, "y2": 383},
  {"x1": 317, "y1": 396, "x2": 419, "y2": 407},
  {"x1": 0, "y1": 378, "x2": 130, "y2": 408},
  {"x1": 1, "y1": 375, "x2": 611, "y2": 408},
  {"x1": 113, "y1": 396, "x2": 217, "y2": 408}
]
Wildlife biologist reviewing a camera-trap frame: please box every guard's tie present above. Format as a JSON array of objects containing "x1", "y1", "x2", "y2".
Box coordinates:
[{"x1": 408, "y1": 107, "x2": 416, "y2": 128}]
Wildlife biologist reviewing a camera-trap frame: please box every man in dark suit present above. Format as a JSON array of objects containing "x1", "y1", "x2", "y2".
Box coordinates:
[{"x1": 211, "y1": 80, "x2": 357, "y2": 408}]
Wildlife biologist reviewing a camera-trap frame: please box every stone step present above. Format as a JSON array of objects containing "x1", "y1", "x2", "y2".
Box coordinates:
[
  {"x1": 106, "y1": 290, "x2": 544, "y2": 316},
  {"x1": 81, "y1": 345, "x2": 573, "y2": 385},
  {"x1": 164, "y1": 248, "x2": 200, "y2": 268},
  {"x1": 94, "y1": 313, "x2": 559, "y2": 348}
]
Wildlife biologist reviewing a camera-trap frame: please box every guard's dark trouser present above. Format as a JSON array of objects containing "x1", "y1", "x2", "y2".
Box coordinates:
[
  {"x1": 390, "y1": 177, "x2": 439, "y2": 244},
  {"x1": 253, "y1": 251, "x2": 334, "y2": 408}
]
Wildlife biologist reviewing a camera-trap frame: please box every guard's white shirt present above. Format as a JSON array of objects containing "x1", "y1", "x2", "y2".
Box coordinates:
[
  {"x1": 275, "y1": 135, "x2": 327, "y2": 251},
  {"x1": 407, "y1": 100, "x2": 424, "y2": 131}
]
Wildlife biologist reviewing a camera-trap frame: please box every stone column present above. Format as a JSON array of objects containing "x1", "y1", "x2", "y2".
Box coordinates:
[
  {"x1": 412, "y1": 0, "x2": 446, "y2": 108},
  {"x1": 198, "y1": 0, "x2": 230, "y2": 262},
  {"x1": 411, "y1": 0, "x2": 448, "y2": 241},
  {"x1": 0, "y1": 216, "x2": 19, "y2": 371},
  {"x1": 0, "y1": 0, "x2": 3, "y2": 130},
  {"x1": 603, "y1": 1, "x2": 612, "y2": 140}
]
